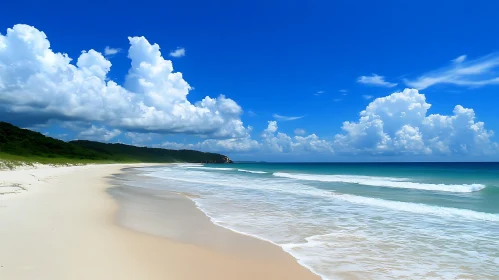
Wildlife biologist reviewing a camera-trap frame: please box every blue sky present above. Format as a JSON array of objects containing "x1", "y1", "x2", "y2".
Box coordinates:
[{"x1": 1, "y1": 0, "x2": 499, "y2": 161}]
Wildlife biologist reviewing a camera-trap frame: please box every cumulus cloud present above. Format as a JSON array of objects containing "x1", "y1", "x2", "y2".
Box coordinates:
[
  {"x1": 159, "y1": 121, "x2": 333, "y2": 154},
  {"x1": 125, "y1": 132, "x2": 160, "y2": 146},
  {"x1": 159, "y1": 141, "x2": 191, "y2": 150},
  {"x1": 406, "y1": 53, "x2": 499, "y2": 89},
  {"x1": 261, "y1": 121, "x2": 333, "y2": 153},
  {"x1": 169, "y1": 47, "x2": 185, "y2": 57},
  {"x1": 333, "y1": 88, "x2": 497, "y2": 155},
  {"x1": 78, "y1": 125, "x2": 121, "y2": 142},
  {"x1": 160, "y1": 137, "x2": 260, "y2": 153},
  {"x1": 357, "y1": 74, "x2": 397, "y2": 87},
  {"x1": 104, "y1": 46, "x2": 121, "y2": 56},
  {"x1": 0, "y1": 24, "x2": 248, "y2": 139},
  {"x1": 191, "y1": 138, "x2": 260, "y2": 153},
  {"x1": 143, "y1": 88, "x2": 496, "y2": 157},
  {"x1": 273, "y1": 114, "x2": 304, "y2": 121},
  {"x1": 1, "y1": 25, "x2": 496, "y2": 159}
]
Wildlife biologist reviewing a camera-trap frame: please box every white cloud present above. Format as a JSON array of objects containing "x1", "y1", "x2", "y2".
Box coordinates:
[
  {"x1": 294, "y1": 128, "x2": 306, "y2": 135},
  {"x1": 362, "y1": 95, "x2": 373, "y2": 100},
  {"x1": 357, "y1": 74, "x2": 397, "y2": 87},
  {"x1": 406, "y1": 53, "x2": 499, "y2": 89},
  {"x1": 191, "y1": 137, "x2": 260, "y2": 153},
  {"x1": 333, "y1": 98, "x2": 342, "y2": 102},
  {"x1": 160, "y1": 136, "x2": 260, "y2": 153},
  {"x1": 78, "y1": 125, "x2": 121, "y2": 142},
  {"x1": 339, "y1": 89, "x2": 348, "y2": 93},
  {"x1": 261, "y1": 121, "x2": 333, "y2": 153},
  {"x1": 263, "y1": 121, "x2": 279, "y2": 134},
  {"x1": 452, "y1": 55, "x2": 467, "y2": 64},
  {"x1": 1, "y1": 25, "x2": 497, "y2": 159},
  {"x1": 158, "y1": 141, "x2": 189, "y2": 150},
  {"x1": 333, "y1": 88, "x2": 497, "y2": 155},
  {"x1": 160, "y1": 121, "x2": 332, "y2": 154},
  {"x1": 0, "y1": 24, "x2": 248, "y2": 139},
  {"x1": 293, "y1": 134, "x2": 334, "y2": 153},
  {"x1": 152, "y1": 89, "x2": 496, "y2": 157},
  {"x1": 169, "y1": 47, "x2": 185, "y2": 57},
  {"x1": 273, "y1": 114, "x2": 304, "y2": 121},
  {"x1": 315, "y1": 90, "x2": 325, "y2": 96},
  {"x1": 104, "y1": 46, "x2": 121, "y2": 56},
  {"x1": 125, "y1": 132, "x2": 159, "y2": 145}
]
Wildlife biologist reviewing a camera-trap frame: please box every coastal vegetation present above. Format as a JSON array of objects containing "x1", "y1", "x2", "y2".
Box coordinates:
[{"x1": 0, "y1": 121, "x2": 231, "y2": 169}]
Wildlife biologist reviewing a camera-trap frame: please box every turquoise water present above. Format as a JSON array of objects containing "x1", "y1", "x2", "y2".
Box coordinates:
[{"x1": 133, "y1": 162, "x2": 499, "y2": 279}]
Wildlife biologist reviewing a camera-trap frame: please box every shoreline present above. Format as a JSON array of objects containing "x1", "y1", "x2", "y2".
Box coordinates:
[
  {"x1": 121, "y1": 166, "x2": 328, "y2": 280},
  {"x1": 189, "y1": 199, "x2": 327, "y2": 280},
  {"x1": 0, "y1": 164, "x2": 319, "y2": 280}
]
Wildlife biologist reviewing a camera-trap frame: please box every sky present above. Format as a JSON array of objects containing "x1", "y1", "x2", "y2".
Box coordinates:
[{"x1": 1, "y1": 0, "x2": 499, "y2": 161}]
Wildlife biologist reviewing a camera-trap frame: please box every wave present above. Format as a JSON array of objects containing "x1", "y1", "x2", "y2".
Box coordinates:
[
  {"x1": 190, "y1": 199, "x2": 328, "y2": 280},
  {"x1": 189, "y1": 192, "x2": 498, "y2": 280},
  {"x1": 139, "y1": 167, "x2": 499, "y2": 279},
  {"x1": 335, "y1": 194, "x2": 499, "y2": 222},
  {"x1": 146, "y1": 169, "x2": 498, "y2": 222},
  {"x1": 237, "y1": 169, "x2": 268, "y2": 174},
  {"x1": 273, "y1": 172, "x2": 486, "y2": 193},
  {"x1": 174, "y1": 163, "x2": 204, "y2": 167},
  {"x1": 184, "y1": 166, "x2": 267, "y2": 174},
  {"x1": 185, "y1": 166, "x2": 235, "y2": 171}
]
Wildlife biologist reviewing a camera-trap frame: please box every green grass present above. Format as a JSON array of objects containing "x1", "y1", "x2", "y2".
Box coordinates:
[{"x1": 0, "y1": 152, "x2": 128, "y2": 170}]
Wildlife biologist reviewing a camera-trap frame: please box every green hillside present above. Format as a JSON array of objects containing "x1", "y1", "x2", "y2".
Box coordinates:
[
  {"x1": 70, "y1": 140, "x2": 232, "y2": 163},
  {"x1": 0, "y1": 121, "x2": 232, "y2": 167}
]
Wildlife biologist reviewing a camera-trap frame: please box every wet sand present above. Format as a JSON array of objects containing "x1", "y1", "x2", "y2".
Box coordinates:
[{"x1": 0, "y1": 164, "x2": 319, "y2": 280}]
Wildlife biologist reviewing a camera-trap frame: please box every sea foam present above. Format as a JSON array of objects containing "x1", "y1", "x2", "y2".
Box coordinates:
[
  {"x1": 237, "y1": 169, "x2": 268, "y2": 174},
  {"x1": 138, "y1": 165, "x2": 499, "y2": 279},
  {"x1": 186, "y1": 166, "x2": 235, "y2": 171},
  {"x1": 273, "y1": 172, "x2": 486, "y2": 193},
  {"x1": 146, "y1": 168, "x2": 497, "y2": 222}
]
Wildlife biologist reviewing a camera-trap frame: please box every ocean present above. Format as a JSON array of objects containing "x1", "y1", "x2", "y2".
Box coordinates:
[{"x1": 128, "y1": 162, "x2": 499, "y2": 279}]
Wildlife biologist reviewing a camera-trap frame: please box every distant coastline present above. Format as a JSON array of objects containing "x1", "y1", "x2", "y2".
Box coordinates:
[{"x1": 0, "y1": 121, "x2": 232, "y2": 169}]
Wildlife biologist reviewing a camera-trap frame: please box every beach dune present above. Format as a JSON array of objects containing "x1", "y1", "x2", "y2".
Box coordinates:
[{"x1": 0, "y1": 164, "x2": 319, "y2": 280}]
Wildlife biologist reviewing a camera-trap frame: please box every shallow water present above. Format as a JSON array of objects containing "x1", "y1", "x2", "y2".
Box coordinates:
[{"x1": 127, "y1": 162, "x2": 499, "y2": 279}]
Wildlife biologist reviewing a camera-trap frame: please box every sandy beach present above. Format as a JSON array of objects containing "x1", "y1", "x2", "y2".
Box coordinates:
[{"x1": 0, "y1": 164, "x2": 319, "y2": 280}]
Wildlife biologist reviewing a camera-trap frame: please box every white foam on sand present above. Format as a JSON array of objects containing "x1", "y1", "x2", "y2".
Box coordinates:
[{"x1": 140, "y1": 165, "x2": 499, "y2": 279}]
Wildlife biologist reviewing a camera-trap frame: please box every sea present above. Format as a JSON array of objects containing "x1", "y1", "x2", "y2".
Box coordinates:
[{"x1": 130, "y1": 162, "x2": 499, "y2": 279}]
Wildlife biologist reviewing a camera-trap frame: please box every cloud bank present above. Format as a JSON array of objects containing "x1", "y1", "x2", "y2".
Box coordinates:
[
  {"x1": 163, "y1": 121, "x2": 333, "y2": 154},
  {"x1": 163, "y1": 89, "x2": 497, "y2": 157},
  {"x1": 333, "y1": 89, "x2": 497, "y2": 156},
  {"x1": 0, "y1": 24, "x2": 248, "y2": 139}
]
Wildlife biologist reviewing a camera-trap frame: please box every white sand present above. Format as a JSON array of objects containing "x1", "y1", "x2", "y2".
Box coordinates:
[{"x1": 0, "y1": 164, "x2": 319, "y2": 280}]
